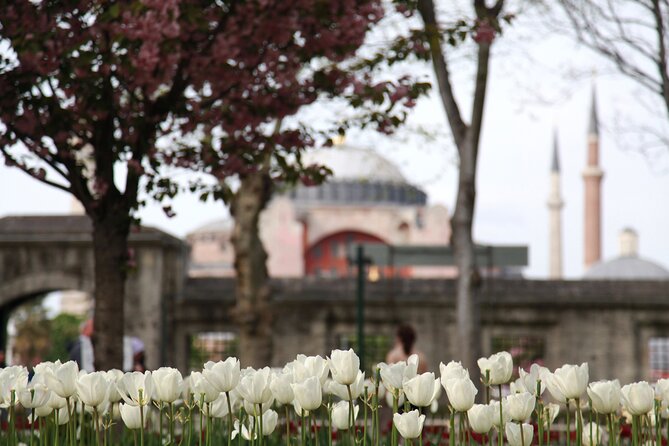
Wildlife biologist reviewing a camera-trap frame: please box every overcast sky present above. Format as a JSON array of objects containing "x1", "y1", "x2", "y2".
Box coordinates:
[{"x1": 1, "y1": 6, "x2": 668, "y2": 280}]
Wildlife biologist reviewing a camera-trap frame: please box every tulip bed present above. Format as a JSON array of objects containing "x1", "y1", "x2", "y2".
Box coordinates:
[{"x1": 0, "y1": 350, "x2": 664, "y2": 446}]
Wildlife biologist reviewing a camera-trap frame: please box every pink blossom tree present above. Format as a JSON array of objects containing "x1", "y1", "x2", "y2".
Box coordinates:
[{"x1": 0, "y1": 0, "x2": 426, "y2": 369}]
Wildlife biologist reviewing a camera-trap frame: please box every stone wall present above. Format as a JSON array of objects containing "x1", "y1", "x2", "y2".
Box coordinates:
[{"x1": 175, "y1": 277, "x2": 669, "y2": 384}]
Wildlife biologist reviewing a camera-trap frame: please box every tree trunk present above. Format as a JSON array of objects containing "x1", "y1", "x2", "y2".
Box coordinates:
[
  {"x1": 231, "y1": 170, "x2": 273, "y2": 368},
  {"x1": 91, "y1": 213, "x2": 131, "y2": 371},
  {"x1": 452, "y1": 134, "x2": 482, "y2": 384}
]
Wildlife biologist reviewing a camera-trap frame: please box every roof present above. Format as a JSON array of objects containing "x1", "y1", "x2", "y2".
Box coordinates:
[
  {"x1": 189, "y1": 218, "x2": 233, "y2": 235},
  {"x1": 302, "y1": 145, "x2": 407, "y2": 184},
  {"x1": 584, "y1": 256, "x2": 669, "y2": 280}
]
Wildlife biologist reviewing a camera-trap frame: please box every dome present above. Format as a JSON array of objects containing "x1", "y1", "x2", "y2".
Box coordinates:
[
  {"x1": 291, "y1": 145, "x2": 427, "y2": 207},
  {"x1": 301, "y1": 145, "x2": 407, "y2": 183},
  {"x1": 584, "y1": 256, "x2": 669, "y2": 280}
]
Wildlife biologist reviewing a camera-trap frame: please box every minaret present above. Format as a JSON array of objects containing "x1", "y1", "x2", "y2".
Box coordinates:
[
  {"x1": 547, "y1": 131, "x2": 564, "y2": 279},
  {"x1": 583, "y1": 86, "x2": 604, "y2": 270}
]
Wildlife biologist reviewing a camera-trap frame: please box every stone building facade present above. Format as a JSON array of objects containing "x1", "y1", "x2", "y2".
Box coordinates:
[{"x1": 174, "y1": 277, "x2": 669, "y2": 384}]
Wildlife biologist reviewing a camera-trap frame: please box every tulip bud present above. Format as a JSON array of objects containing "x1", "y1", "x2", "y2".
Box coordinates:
[
  {"x1": 403, "y1": 372, "x2": 440, "y2": 408},
  {"x1": 655, "y1": 379, "x2": 669, "y2": 405},
  {"x1": 379, "y1": 357, "x2": 418, "y2": 395},
  {"x1": 44, "y1": 361, "x2": 78, "y2": 399},
  {"x1": 505, "y1": 392, "x2": 535, "y2": 421},
  {"x1": 444, "y1": 376, "x2": 478, "y2": 412},
  {"x1": 477, "y1": 352, "x2": 513, "y2": 385},
  {"x1": 545, "y1": 403, "x2": 560, "y2": 424},
  {"x1": 517, "y1": 364, "x2": 549, "y2": 396},
  {"x1": 290, "y1": 355, "x2": 329, "y2": 384},
  {"x1": 468, "y1": 404, "x2": 496, "y2": 434},
  {"x1": 332, "y1": 401, "x2": 359, "y2": 430},
  {"x1": 393, "y1": 409, "x2": 425, "y2": 439},
  {"x1": 587, "y1": 380, "x2": 621, "y2": 415},
  {"x1": 329, "y1": 349, "x2": 360, "y2": 386},
  {"x1": 18, "y1": 383, "x2": 51, "y2": 409},
  {"x1": 621, "y1": 381, "x2": 655, "y2": 416},
  {"x1": 505, "y1": 422, "x2": 533, "y2": 446},
  {"x1": 440, "y1": 361, "x2": 469, "y2": 382},
  {"x1": 291, "y1": 376, "x2": 322, "y2": 411}
]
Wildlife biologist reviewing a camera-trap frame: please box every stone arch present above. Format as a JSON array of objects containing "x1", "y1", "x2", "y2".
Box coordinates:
[{"x1": 0, "y1": 272, "x2": 94, "y2": 310}]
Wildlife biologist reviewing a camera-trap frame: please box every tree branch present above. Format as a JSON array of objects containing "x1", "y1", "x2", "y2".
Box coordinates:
[{"x1": 417, "y1": 0, "x2": 468, "y2": 147}]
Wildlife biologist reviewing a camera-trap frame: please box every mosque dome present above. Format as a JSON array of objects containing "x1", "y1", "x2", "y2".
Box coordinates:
[
  {"x1": 584, "y1": 228, "x2": 669, "y2": 280},
  {"x1": 289, "y1": 145, "x2": 427, "y2": 207}
]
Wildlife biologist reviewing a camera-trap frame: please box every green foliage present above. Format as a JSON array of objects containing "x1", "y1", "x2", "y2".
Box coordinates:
[{"x1": 46, "y1": 312, "x2": 85, "y2": 363}]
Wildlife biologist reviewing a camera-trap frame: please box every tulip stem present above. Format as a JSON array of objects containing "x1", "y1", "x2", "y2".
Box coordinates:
[
  {"x1": 286, "y1": 405, "x2": 292, "y2": 446},
  {"x1": 536, "y1": 381, "x2": 543, "y2": 446},
  {"x1": 655, "y1": 400, "x2": 661, "y2": 446},
  {"x1": 159, "y1": 403, "x2": 164, "y2": 446},
  {"x1": 347, "y1": 385, "x2": 355, "y2": 446},
  {"x1": 30, "y1": 406, "x2": 35, "y2": 446},
  {"x1": 566, "y1": 400, "x2": 571, "y2": 446},
  {"x1": 576, "y1": 398, "x2": 582, "y2": 446},
  {"x1": 259, "y1": 404, "x2": 264, "y2": 446},
  {"x1": 632, "y1": 415, "x2": 638, "y2": 446},
  {"x1": 199, "y1": 394, "x2": 205, "y2": 446},
  {"x1": 170, "y1": 402, "x2": 176, "y2": 446},
  {"x1": 301, "y1": 410, "x2": 306, "y2": 446},
  {"x1": 94, "y1": 407, "x2": 101, "y2": 446},
  {"x1": 449, "y1": 407, "x2": 455, "y2": 446},
  {"x1": 311, "y1": 411, "x2": 319, "y2": 446},
  {"x1": 498, "y1": 386, "x2": 503, "y2": 446},
  {"x1": 55, "y1": 407, "x2": 59, "y2": 446},
  {"x1": 520, "y1": 422, "x2": 526, "y2": 446},
  {"x1": 606, "y1": 413, "x2": 613, "y2": 446},
  {"x1": 363, "y1": 388, "x2": 368, "y2": 446},
  {"x1": 392, "y1": 394, "x2": 399, "y2": 446},
  {"x1": 546, "y1": 408, "x2": 552, "y2": 446},
  {"x1": 226, "y1": 392, "x2": 234, "y2": 446}
]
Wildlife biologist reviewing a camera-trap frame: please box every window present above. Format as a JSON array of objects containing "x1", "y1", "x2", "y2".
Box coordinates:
[
  {"x1": 650, "y1": 338, "x2": 669, "y2": 379},
  {"x1": 189, "y1": 331, "x2": 238, "y2": 371},
  {"x1": 491, "y1": 335, "x2": 545, "y2": 379},
  {"x1": 339, "y1": 334, "x2": 392, "y2": 374}
]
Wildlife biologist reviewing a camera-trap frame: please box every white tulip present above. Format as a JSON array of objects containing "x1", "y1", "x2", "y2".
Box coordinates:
[
  {"x1": 0, "y1": 366, "x2": 29, "y2": 406},
  {"x1": 203, "y1": 357, "x2": 241, "y2": 393},
  {"x1": 505, "y1": 422, "x2": 534, "y2": 446},
  {"x1": 190, "y1": 371, "x2": 220, "y2": 404},
  {"x1": 656, "y1": 379, "x2": 669, "y2": 404},
  {"x1": 332, "y1": 401, "x2": 359, "y2": 430},
  {"x1": 490, "y1": 399, "x2": 512, "y2": 428},
  {"x1": 292, "y1": 376, "x2": 322, "y2": 411},
  {"x1": 117, "y1": 371, "x2": 153, "y2": 406},
  {"x1": 329, "y1": 349, "x2": 360, "y2": 386},
  {"x1": 545, "y1": 403, "x2": 560, "y2": 424},
  {"x1": 505, "y1": 392, "x2": 535, "y2": 421},
  {"x1": 45, "y1": 361, "x2": 79, "y2": 399},
  {"x1": 582, "y1": 422, "x2": 601, "y2": 446},
  {"x1": 329, "y1": 371, "x2": 365, "y2": 401},
  {"x1": 517, "y1": 364, "x2": 549, "y2": 396},
  {"x1": 34, "y1": 404, "x2": 54, "y2": 418},
  {"x1": 468, "y1": 404, "x2": 496, "y2": 433},
  {"x1": 621, "y1": 381, "x2": 655, "y2": 416},
  {"x1": 290, "y1": 355, "x2": 329, "y2": 384},
  {"x1": 204, "y1": 392, "x2": 235, "y2": 418},
  {"x1": 379, "y1": 356, "x2": 418, "y2": 395},
  {"x1": 444, "y1": 376, "x2": 478, "y2": 412},
  {"x1": 77, "y1": 371, "x2": 110, "y2": 408},
  {"x1": 55, "y1": 406, "x2": 70, "y2": 425},
  {"x1": 119, "y1": 403, "x2": 146, "y2": 429},
  {"x1": 259, "y1": 409, "x2": 279, "y2": 435},
  {"x1": 237, "y1": 367, "x2": 273, "y2": 405},
  {"x1": 403, "y1": 372, "x2": 440, "y2": 408},
  {"x1": 547, "y1": 363, "x2": 589, "y2": 400},
  {"x1": 587, "y1": 380, "x2": 621, "y2": 414},
  {"x1": 440, "y1": 361, "x2": 469, "y2": 382},
  {"x1": 18, "y1": 383, "x2": 51, "y2": 409},
  {"x1": 105, "y1": 369, "x2": 125, "y2": 403},
  {"x1": 243, "y1": 395, "x2": 274, "y2": 415},
  {"x1": 478, "y1": 352, "x2": 513, "y2": 385},
  {"x1": 393, "y1": 409, "x2": 425, "y2": 439},
  {"x1": 270, "y1": 371, "x2": 294, "y2": 405},
  {"x1": 152, "y1": 367, "x2": 183, "y2": 404}
]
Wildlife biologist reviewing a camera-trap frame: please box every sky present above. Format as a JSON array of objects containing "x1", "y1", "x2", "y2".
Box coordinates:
[{"x1": 1, "y1": 6, "x2": 668, "y2": 280}]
